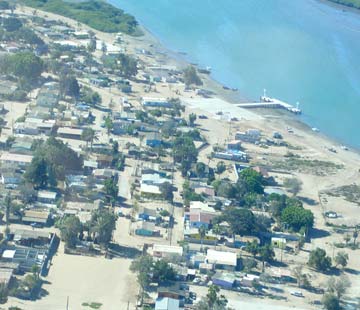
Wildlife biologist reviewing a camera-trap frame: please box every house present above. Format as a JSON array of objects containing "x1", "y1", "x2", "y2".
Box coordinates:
[
  {"x1": 0, "y1": 153, "x2": 33, "y2": 167},
  {"x1": 155, "y1": 297, "x2": 180, "y2": 310},
  {"x1": 36, "y1": 82, "x2": 60, "y2": 108},
  {"x1": 213, "y1": 151, "x2": 248, "y2": 162},
  {"x1": 83, "y1": 160, "x2": 98, "y2": 174},
  {"x1": 0, "y1": 268, "x2": 13, "y2": 288},
  {"x1": 271, "y1": 237, "x2": 287, "y2": 249},
  {"x1": 240, "y1": 274, "x2": 260, "y2": 287},
  {"x1": 206, "y1": 249, "x2": 237, "y2": 270},
  {"x1": 142, "y1": 97, "x2": 173, "y2": 109},
  {"x1": 0, "y1": 79, "x2": 18, "y2": 97},
  {"x1": 37, "y1": 190, "x2": 58, "y2": 204},
  {"x1": 93, "y1": 169, "x2": 117, "y2": 180},
  {"x1": 73, "y1": 31, "x2": 89, "y2": 39},
  {"x1": 0, "y1": 172, "x2": 21, "y2": 186},
  {"x1": 13, "y1": 230, "x2": 53, "y2": 248},
  {"x1": 235, "y1": 129, "x2": 261, "y2": 143},
  {"x1": 152, "y1": 244, "x2": 183, "y2": 259},
  {"x1": 10, "y1": 137, "x2": 33, "y2": 154},
  {"x1": 65, "y1": 201, "x2": 100, "y2": 213},
  {"x1": 96, "y1": 154, "x2": 113, "y2": 168},
  {"x1": 138, "y1": 207, "x2": 159, "y2": 222},
  {"x1": 146, "y1": 132, "x2": 162, "y2": 148},
  {"x1": 157, "y1": 285, "x2": 186, "y2": 305},
  {"x1": 135, "y1": 221, "x2": 159, "y2": 237},
  {"x1": 192, "y1": 183, "x2": 215, "y2": 197},
  {"x1": 57, "y1": 127, "x2": 83, "y2": 140},
  {"x1": 22, "y1": 210, "x2": 50, "y2": 226},
  {"x1": 227, "y1": 140, "x2": 242, "y2": 151},
  {"x1": 187, "y1": 201, "x2": 218, "y2": 229},
  {"x1": 212, "y1": 272, "x2": 237, "y2": 289}
]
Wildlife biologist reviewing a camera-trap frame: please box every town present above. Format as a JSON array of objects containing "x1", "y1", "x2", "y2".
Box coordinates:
[{"x1": 0, "y1": 1, "x2": 358, "y2": 310}]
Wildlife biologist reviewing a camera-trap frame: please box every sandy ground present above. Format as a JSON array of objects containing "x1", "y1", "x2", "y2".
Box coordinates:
[
  {"x1": 6, "y1": 244, "x2": 137, "y2": 310},
  {"x1": 7, "y1": 3, "x2": 360, "y2": 308}
]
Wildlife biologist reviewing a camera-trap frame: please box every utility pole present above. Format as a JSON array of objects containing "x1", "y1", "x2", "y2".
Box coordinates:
[{"x1": 66, "y1": 296, "x2": 69, "y2": 310}]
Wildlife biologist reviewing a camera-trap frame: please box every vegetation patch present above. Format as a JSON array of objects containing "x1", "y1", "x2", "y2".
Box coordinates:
[
  {"x1": 328, "y1": 0, "x2": 360, "y2": 9},
  {"x1": 325, "y1": 184, "x2": 360, "y2": 205},
  {"x1": 21, "y1": 0, "x2": 141, "y2": 34},
  {"x1": 82, "y1": 302, "x2": 102, "y2": 309},
  {"x1": 272, "y1": 158, "x2": 343, "y2": 176}
]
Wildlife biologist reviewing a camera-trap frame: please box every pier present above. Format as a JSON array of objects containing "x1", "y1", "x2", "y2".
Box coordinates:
[{"x1": 237, "y1": 91, "x2": 302, "y2": 114}]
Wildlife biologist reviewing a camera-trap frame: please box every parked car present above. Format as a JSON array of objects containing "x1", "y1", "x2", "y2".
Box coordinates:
[{"x1": 290, "y1": 291, "x2": 304, "y2": 297}]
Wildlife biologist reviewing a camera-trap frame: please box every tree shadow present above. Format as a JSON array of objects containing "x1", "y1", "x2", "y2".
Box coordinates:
[
  {"x1": 298, "y1": 196, "x2": 318, "y2": 206},
  {"x1": 107, "y1": 243, "x2": 141, "y2": 259},
  {"x1": 344, "y1": 267, "x2": 360, "y2": 275},
  {"x1": 309, "y1": 228, "x2": 330, "y2": 239}
]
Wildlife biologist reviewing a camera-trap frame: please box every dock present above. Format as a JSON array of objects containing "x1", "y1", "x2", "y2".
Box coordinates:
[{"x1": 237, "y1": 94, "x2": 301, "y2": 114}]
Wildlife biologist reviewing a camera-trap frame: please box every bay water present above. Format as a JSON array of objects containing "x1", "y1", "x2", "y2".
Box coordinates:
[{"x1": 110, "y1": 0, "x2": 360, "y2": 148}]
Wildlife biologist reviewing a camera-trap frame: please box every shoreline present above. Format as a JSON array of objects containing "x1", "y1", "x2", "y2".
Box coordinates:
[{"x1": 119, "y1": 2, "x2": 360, "y2": 154}]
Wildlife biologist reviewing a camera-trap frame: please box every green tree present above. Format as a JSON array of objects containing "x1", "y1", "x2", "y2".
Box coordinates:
[
  {"x1": 160, "y1": 182, "x2": 174, "y2": 202},
  {"x1": 118, "y1": 53, "x2": 138, "y2": 78},
  {"x1": 283, "y1": 178, "x2": 303, "y2": 196},
  {"x1": 322, "y1": 293, "x2": 340, "y2": 310},
  {"x1": 60, "y1": 216, "x2": 81, "y2": 248},
  {"x1": 0, "y1": 282, "x2": 8, "y2": 304},
  {"x1": 195, "y1": 285, "x2": 227, "y2": 310},
  {"x1": 104, "y1": 176, "x2": 118, "y2": 206},
  {"x1": 153, "y1": 260, "x2": 176, "y2": 283},
  {"x1": 242, "y1": 257, "x2": 257, "y2": 273},
  {"x1": 81, "y1": 127, "x2": 97, "y2": 148},
  {"x1": 281, "y1": 205, "x2": 314, "y2": 232},
  {"x1": 259, "y1": 244, "x2": 275, "y2": 271},
  {"x1": 183, "y1": 66, "x2": 202, "y2": 87},
  {"x1": 173, "y1": 134, "x2": 198, "y2": 176},
  {"x1": 237, "y1": 168, "x2": 265, "y2": 194},
  {"x1": 104, "y1": 116, "x2": 113, "y2": 135},
  {"x1": 189, "y1": 113, "x2": 197, "y2": 127},
  {"x1": 326, "y1": 275, "x2": 351, "y2": 300},
  {"x1": 2, "y1": 52, "x2": 43, "y2": 83},
  {"x1": 130, "y1": 255, "x2": 152, "y2": 303},
  {"x1": 4, "y1": 192, "x2": 11, "y2": 237},
  {"x1": 223, "y1": 208, "x2": 255, "y2": 237},
  {"x1": 60, "y1": 74, "x2": 80, "y2": 99},
  {"x1": 24, "y1": 157, "x2": 49, "y2": 189},
  {"x1": 198, "y1": 225, "x2": 207, "y2": 252},
  {"x1": 353, "y1": 229, "x2": 358, "y2": 246},
  {"x1": 0, "y1": 1, "x2": 10, "y2": 10},
  {"x1": 216, "y1": 161, "x2": 226, "y2": 174},
  {"x1": 2, "y1": 17, "x2": 22, "y2": 32},
  {"x1": 91, "y1": 209, "x2": 116, "y2": 247},
  {"x1": 334, "y1": 251, "x2": 349, "y2": 269},
  {"x1": 245, "y1": 240, "x2": 259, "y2": 257},
  {"x1": 195, "y1": 162, "x2": 207, "y2": 177},
  {"x1": 308, "y1": 248, "x2": 332, "y2": 272}
]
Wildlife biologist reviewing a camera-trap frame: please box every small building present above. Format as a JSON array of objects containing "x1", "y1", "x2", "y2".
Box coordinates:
[
  {"x1": 0, "y1": 268, "x2": 13, "y2": 288},
  {"x1": 0, "y1": 153, "x2": 33, "y2": 167},
  {"x1": 22, "y1": 210, "x2": 50, "y2": 226},
  {"x1": 240, "y1": 274, "x2": 260, "y2": 287},
  {"x1": 37, "y1": 190, "x2": 58, "y2": 204},
  {"x1": 206, "y1": 249, "x2": 237, "y2": 270},
  {"x1": 152, "y1": 244, "x2": 183, "y2": 258},
  {"x1": 212, "y1": 272, "x2": 237, "y2": 289},
  {"x1": 227, "y1": 140, "x2": 242, "y2": 151},
  {"x1": 142, "y1": 97, "x2": 173, "y2": 109},
  {"x1": 271, "y1": 237, "x2": 287, "y2": 249},
  {"x1": 135, "y1": 222, "x2": 159, "y2": 237},
  {"x1": 235, "y1": 129, "x2": 261, "y2": 143},
  {"x1": 146, "y1": 132, "x2": 162, "y2": 148},
  {"x1": 57, "y1": 127, "x2": 83, "y2": 140},
  {"x1": 138, "y1": 207, "x2": 159, "y2": 222},
  {"x1": 13, "y1": 230, "x2": 53, "y2": 247},
  {"x1": 155, "y1": 297, "x2": 180, "y2": 310}
]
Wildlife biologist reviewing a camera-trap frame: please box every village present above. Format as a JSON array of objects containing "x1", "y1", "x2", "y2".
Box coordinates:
[{"x1": 0, "y1": 1, "x2": 358, "y2": 310}]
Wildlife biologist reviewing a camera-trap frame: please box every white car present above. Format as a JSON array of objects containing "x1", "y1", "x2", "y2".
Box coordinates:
[{"x1": 290, "y1": 291, "x2": 304, "y2": 297}]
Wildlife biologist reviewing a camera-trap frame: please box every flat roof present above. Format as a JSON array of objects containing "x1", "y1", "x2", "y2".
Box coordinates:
[
  {"x1": 206, "y1": 249, "x2": 237, "y2": 266},
  {"x1": 0, "y1": 153, "x2": 33, "y2": 163},
  {"x1": 153, "y1": 244, "x2": 183, "y2": 256},
  {"x1": 57, "y1": 127, "x2": 83, "y2": 136}
]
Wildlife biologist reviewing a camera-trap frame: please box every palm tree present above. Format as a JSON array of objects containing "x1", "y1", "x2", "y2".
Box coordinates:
[
  {"x1": 212, "y1": 224, "x2": 221, "y2": 249},
  {"x1": 81, "y1": 127, "x2": 98, "y2": 149},
  {"x1": 198, "y1": 225, "x2": 207, "y2": 253}
]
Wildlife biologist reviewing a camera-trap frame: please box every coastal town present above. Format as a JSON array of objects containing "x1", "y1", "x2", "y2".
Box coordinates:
[{"x1": 0, "y1": 1, "x2": 358, "y2": 310}]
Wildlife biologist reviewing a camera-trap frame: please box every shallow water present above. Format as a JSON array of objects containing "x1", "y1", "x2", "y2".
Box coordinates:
[{"x1": 111, "y1": 0, "x2": 360, "y2": 148}]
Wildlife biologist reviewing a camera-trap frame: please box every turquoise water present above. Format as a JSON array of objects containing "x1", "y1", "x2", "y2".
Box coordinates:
[{"x1": 110, "y1": 0, "x2": 360, "y2": 148}]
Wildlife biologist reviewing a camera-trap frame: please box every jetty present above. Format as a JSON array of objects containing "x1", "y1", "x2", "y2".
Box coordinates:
[{"x1": 237, "y1": 90, "x2": 302, "y2": 114}]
